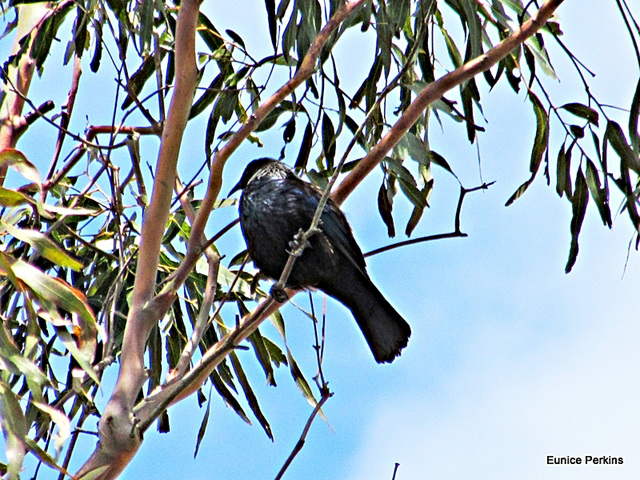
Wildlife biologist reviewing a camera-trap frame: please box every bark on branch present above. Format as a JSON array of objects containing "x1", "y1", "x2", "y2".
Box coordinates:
[{"x1": 75, "y1": 0, "x2": 200, "y2": 478}]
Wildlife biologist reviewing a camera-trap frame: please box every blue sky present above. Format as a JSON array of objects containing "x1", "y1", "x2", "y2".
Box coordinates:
[{"x1": 2, "y1": 1, "x2": 640, "y2": 479}]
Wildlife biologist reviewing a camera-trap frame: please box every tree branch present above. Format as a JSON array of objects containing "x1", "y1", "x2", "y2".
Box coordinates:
[
  {"x1": 0, "y1": 3, "x2": 50, "y2": 183},
  {"x1": 364, "y1": 182, "x2": 495, "y2": 257},
  {"x1": 75, "y1": 0, "x2": 200, "y2": 478}
]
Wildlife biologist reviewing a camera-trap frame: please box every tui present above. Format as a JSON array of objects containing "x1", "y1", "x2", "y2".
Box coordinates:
[{"x1": 229, "y1": 158, "x2": 411, "y2": 363}]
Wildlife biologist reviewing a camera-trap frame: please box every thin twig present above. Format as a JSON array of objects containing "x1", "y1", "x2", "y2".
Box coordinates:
[
  {"x1": 365, "y1": 182, "x2": 495, "y2": 257},
  {"x1": 274, "y1": 387, "x2": 333, "y2": 480}
]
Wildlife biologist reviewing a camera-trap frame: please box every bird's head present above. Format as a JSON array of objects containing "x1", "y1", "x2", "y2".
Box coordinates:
[{"x1": 229, "y1": 158, "x2": 290, "y2": 195}]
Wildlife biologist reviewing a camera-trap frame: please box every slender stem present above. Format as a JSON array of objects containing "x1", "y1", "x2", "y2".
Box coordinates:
[{"x1": 273, "y1": 388, "x2": 333, "y2": 480}]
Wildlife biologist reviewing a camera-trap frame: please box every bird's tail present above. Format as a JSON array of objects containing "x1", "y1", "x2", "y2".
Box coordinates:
[{"x1": 324, "y1": 274, "x2": 411, "y2": 363}]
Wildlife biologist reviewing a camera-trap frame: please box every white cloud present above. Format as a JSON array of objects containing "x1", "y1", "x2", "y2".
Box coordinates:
[{"x1": 346, "y1": 310, "x2": 640, "y2": 480}]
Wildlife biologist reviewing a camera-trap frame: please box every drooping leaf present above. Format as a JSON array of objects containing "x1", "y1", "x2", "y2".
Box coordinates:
[
  {"x1": 121, "y1": 53, "x2": 165, "y2": 109},
  {"x1": 197, "y1": 12, "x2": 224, "y2": 52},
  {"x1": 585, "y1": 158, "x2": 612, "y2": 228},
  {"x1": 294, "y1": 121, "x2": 313, "y2": 171},
  {"x1": 528, "y1": 91, "x2": 549, "y2": 175},
  {"x1": 283, "y1": 117, "x2": 296, "y2": 143},
  {"x1": 344, "y1": 115, "x2": 368, "y2": 150},
  {"x1": 605, "y1": 121, "x2": 640, "y2": 174},
  {"x1": 230, "y1": 352, "x2": 273, "y2": 440},
  {"x1": 193, "y1": 387, "x2": 212, "y2": 458},
  {"x1": 210, "y1": 370, "x2": 251, "y2": 424},
  {"x1": 403, "y1": 132, "x2": 430, "y2": 166},
  {"x1": 32, "y1": 402, "x2": 71, "y2": 457},
  {"x1": 561, "y1": 102, "x2": 599, "y2": 126},
  {"x1": 506, "y1": 91, "x2": 549, "y2": 205},
  {"x1": 428, "y1": 150, "x2": 456, "y2": 177},
  {"x1": 0, "y1": 186, "x2": 33, "y2": 207},
  {"x1": 138, "y1": 0, "x2": 154, "y2": 53},
  {"x1": 265, "y1": 0, "x2": 277, "y2": 49},
  {"x1": 377, "y1": 182, "x2": 395, "y2": 238},
  {"x1": 10, "y1": 259, "x2": 98, "y2": 363},
  {"x1": 2, "y1": 222, "x2": 83, "y2": 271},
  {"x1": 555, "y1": 141, "x2": 572, "y2": 198},
  {"x1": 0, "y1": 149, "x2": 41, "y2": 187},
  {"x1": 406, "y1": 178, "x2": 433, "y2": 237},
  {"x1": 287, "y1": 349, "x2": 319, "y2": 409},
  {"x1": 54, "y1": 327, "x2": 100, "y2": 384},
  {"x1": 569, "y1": 124, "x2": 584, "y2": 139},
  {"x1": 226, "y1": 29, "x2": 246, "y2": 50},
  {"x1": 0, "y1": 322, "x2": 50, "y2": 386},
  {"x1": 322, "y1": 113, "x2": 336, "y2": 169},
  {"x1": 246, "y1": 328, "x2": 277, "y2": 386},
  {"x1": 505, "y1": 178, "x2": 533, "y2": 207},
  {"x1": 629, "y1": 78, "x2": 640, "y2": 153},
  {"x1": 189, "y1": 73, "x2": 225, "y2": 119},
  {"x1": 458, "y1": 0, "x2": 483, "y2": 60},
  {"x1": 566, "y1": 168, "x2": 589, "y2": 273},
  {"x1": 0, "y1": 380, "x2": 28, "y2": 479}
]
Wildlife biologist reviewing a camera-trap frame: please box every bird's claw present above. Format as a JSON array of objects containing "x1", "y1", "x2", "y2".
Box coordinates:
[{"x1": 270, "y1": 284, "x2": 289, "y2": 303}]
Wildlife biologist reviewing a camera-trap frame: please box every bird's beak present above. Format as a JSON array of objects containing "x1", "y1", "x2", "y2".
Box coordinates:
[{"x1": 228, "y1": 179, "x2": 243, "y2": 197}]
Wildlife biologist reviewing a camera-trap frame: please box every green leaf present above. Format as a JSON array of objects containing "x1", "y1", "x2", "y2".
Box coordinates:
[
  {"x1": 54, "y1": 327, "x2": 100, "y2": 384},
  {"x1": 193, "y1": 387, "x2": 212, "y2": 458},
  {"x1": 629, "y1": 78, "x2": 640, "y2": 154},
  {"x1": 528, "y1": 91, "x2": 549, "y2": 175},
  {"x1": 121, "y1": 54, "x2": 162, "y2": 109},
  {"x1": 230, "y1": 352, "x2": 273, "y2": 440},
  {"x1": 321, "y1": 113, "x2": 336, "y2": 169},
  {"x1": 23, "y1": 436, "x2": 69, "y2": 475},
  {"x1": 0, "y1": 380, "x2": 28, "y2": 479},
  {"x1": 555, "y1": 142, "x2": 572, "y2": 198},
  {"x1": 2, "y1": 222, "x2": 83, "y2": 271},
  {"x1": 32, "y1": 402, "x2": 71, "y2": 457},
  {"x1": 210, "y1": 370, "x2": 251, "y2": 424},
  {"x1": 506, "y1": 91, "x2": 549, "y2": 206},
  {"x1": 561, "y1": 102, "x2": 599, "y2": 126},
  {"x1": 138, "y1": 0, "x2": 154, "y2": 53},
  {"x1": 265, "y1": 0, "x2": 277, "y2": 49},
  {"x1": 403, "y1": 132, "x2": 430, "y2": 166},
  {"x1": 405, "y1": 178, "x2": 433, "y2": 237},
  {"x1": 197, "y1": 12, "x2": 224, "y2": 52},
  {"x1": 0, "y1": 322, "x2": 50, "y2": 386},
  {"x1": 294, "y1": 121, "x2": 313, "y2": 171},
  {"x1": 428, "y1": 150, "x2": 456, "y2": 177},
  {"x1": 605, "y1": 121, "x2": 640, "y2": 174},
  {"x1": 377, "y1": 182, "x2": 395, "y2": 238},
  {"x1": 505, "y1": 178, "x2": 533, "y2": 206},
  {"x1": 524, "y1": 35, "x2": 556, "y2": 79},
  {"x1": 458, "y1": 0, "x2": 483, "y2": 60},
  {"x1": 440, "y1": 24, "x2": 462, "y2": 68},
  {"x1": 287, "y1": 349, "x2": 319, "y2": 410},
  {"x1": 0, "y1": 149, "x2": 41, "y2": 187},
  {"x1": 585, "y1": 158, "x2": 612, "y2": 228},
  {"x1": 570, "y1": 124, "x2": 584, "y2": 139},
  {"x1": 566, "y1": 168, "x2": 589, "y2": 273},
  {"x1": 0, "y1": 186, "x2": 33, "y2": 207},
  {"x1": 226, "y1": 29, "x2": 246, "y2": 50},
  {"x1": 189, "y1": 73, "x2": 225, "y2": 119},
  {"x1": 398, "y1": 177, "x2": 427, "y2": 210},
  {"x1": 10, "y1": 259, "x2": 98, "y2": 363},
  {"x1": 246, "y1": 328, "x2": 277, "y2": 386}
]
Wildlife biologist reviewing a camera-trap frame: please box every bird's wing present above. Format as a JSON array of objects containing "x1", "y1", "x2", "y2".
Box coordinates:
[{"x1": 292, "y1": 182, "x2": 368, "y2": 275}]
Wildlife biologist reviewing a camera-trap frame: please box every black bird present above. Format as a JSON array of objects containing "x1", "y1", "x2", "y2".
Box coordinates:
[{"x1": 229, "y1": 158, "x2": 411, "y2": 363}]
